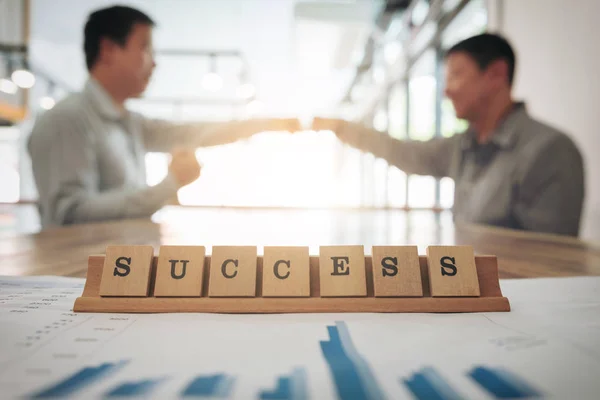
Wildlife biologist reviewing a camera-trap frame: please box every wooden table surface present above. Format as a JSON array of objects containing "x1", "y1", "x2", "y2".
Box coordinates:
[{"x1": 1, "y1": 207, "x2": 599, "y2": 279}]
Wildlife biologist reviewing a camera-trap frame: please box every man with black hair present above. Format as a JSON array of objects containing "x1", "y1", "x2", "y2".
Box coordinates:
[
  {"x1": 29, "y1": 5, "x2": 298, "y2": 228},
  {"x1": 314, "y1": 33, "x2": 585, "y2": 236}
]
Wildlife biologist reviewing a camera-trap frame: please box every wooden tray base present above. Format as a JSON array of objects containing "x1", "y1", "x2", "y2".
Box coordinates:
[{"x1": 73, "y1": 255, "x2": 510, "y2": 314}]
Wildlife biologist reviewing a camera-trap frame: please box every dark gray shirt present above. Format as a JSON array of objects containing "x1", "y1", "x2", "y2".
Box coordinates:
[{"x1": 345, "y1": 103, "x2": 585, "y2": 236}]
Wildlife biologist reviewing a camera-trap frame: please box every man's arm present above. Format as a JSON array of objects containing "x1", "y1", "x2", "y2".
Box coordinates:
[
  {"x1": 313, "y1": 117, "x2": 458, "y2": 178},
  {"x1": 514, "y1": 135, "x2": 585, "y2": 236},
  {"x1": 138, "y1": 117, "x2": 301, "y2": 152},
  {"x1": 28, "y1": 116, "x2": 183, "y2": 227}
]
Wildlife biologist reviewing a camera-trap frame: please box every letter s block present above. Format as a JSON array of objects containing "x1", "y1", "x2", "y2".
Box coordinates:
[
  {"x1": 426, "y1": 246, "x2": 480, "y2": 297},
  {"x1": 99, "y1": 245, "x2": 154, "y2": 297},
  {"x1": 154, "y1": 246, "x2": 206, "y2": 297},
  {"x1": 208, "y1": 246, "x2": 257, "y2": 297},
  {"x1": 319, "y1": 245, "x2": 366, "y2": 297},
  {"x1": 372, "y1": 246, "x2": 423, "y2": 297}
]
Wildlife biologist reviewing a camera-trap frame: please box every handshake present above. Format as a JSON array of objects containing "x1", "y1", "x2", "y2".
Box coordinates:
[{"x1": 167, "y1": 117, "x2": 359, "y2": 188}]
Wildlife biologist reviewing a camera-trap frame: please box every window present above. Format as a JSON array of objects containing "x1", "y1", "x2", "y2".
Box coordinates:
[
  {"x1": 0, "y1": 128, "x2": 20, "y2": 203},
  {"x1": 387, "y1": 82, "x2": 407, "y2": 207},
  {"x1": 437, "y1": 0, "x2": 488, "y2": 206},
  {"x1": 371, "y1": 105, "x2": 389, "y2": 208},
  {"x1": 170, "y1": 130, "x2": 351, "y2": 208},
  {"x1": 407, "y1": 50, "x2": 437, "y2": 208}
]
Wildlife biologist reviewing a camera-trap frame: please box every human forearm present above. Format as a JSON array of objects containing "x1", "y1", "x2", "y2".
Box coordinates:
[
  {"x1": 141, "y1": 118, "x2": 301, "y2": 152},
  {"x1": 338, "y1": 121, "x2": 454, "y2": 178},
  {"x1": 64, "y1": 174, "x2": 179, "y2": 224}
]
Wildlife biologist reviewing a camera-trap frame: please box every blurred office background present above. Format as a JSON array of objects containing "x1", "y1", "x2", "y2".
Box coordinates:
[{"x1": 0, "y1": 0, "x2": 599, "y2": 241}]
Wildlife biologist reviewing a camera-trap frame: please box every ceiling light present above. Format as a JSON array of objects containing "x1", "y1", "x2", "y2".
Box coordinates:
[
  {"x1": 0, "y1": 78, "x2": 18, "y2": 94},
  {"x1": 202, "y1": 72, "x2": 223, "y2": 92},
  {"x1": 202, "y1": 54, "x2": 223, "y2": 92},
  {"x1": 236, "y1": 83, "x2": 255, "y2": 99},
  {"x1": 40, "y1": 96, "x2": 55, "y2": 110},
  {"x1": 11, "y1": 69, "x2": 35, "y2": 89}
]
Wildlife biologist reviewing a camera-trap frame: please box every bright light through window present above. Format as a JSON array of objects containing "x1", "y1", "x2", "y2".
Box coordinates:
[{"x1": 147, "y1": 130, "x2": 358, "y2": 208}]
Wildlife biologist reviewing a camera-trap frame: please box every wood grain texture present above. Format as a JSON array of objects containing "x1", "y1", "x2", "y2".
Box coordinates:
[
  {"x1": 2, "y1": 209, "x2": 599, "y2": 280},
  {"x1": 319, "y1": 245, "x2": 367, "y2": 297},
  {"x1": 262, "y1": 246, "x2": 310, "y2": 297},
  {"x1": 208, "y1": 246, "x2": 257, "y2": 297},
  {"x1": 99, "y1": 246, "x2": 154, "y2": 297},
  {"x1": 154, "y1": 246, "x2": 206, "y2": 297},
  {"x1": 73, "y1": 254, "x2": 510, "y2": 313},
  {"x1": 372, "y1": 246, "x2": 423, "y2": 297},
  {"x1": 426, "y1": 246, "x2": 481, "y2": 297}
]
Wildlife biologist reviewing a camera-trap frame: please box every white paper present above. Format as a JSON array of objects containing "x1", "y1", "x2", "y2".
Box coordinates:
[{"x1": 0, "y1": 275, "x2": 599, "y2": 399}]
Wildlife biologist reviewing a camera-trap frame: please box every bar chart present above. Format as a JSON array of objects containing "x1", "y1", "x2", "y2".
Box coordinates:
[
  {"x1": 105, "y1": 377, "x2": 167, "y2": 397},
  {"x1": 319, "y1": 321, "x2": 385, "y2": 400},
  {"x1": 181, "y1": 374, "x2": 234, "y2": 398},
  {"x1": 468, "y1": 366, "x2": 542, "y2": 398},
  {"x1": 259, "y1": 367, "x2": 307, "y2": 400},
  {"x1": 19, "y1": 321, "x2": 552, "y2": 399},
  {"x1": 403, "y1": 367, "x2": 464, "y2": 400},
  {"x1": 30, "y1": 360, "x2": 129, "y2": 398}
]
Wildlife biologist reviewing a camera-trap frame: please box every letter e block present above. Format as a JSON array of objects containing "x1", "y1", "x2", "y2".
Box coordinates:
[
  {"x1": 319, "y1": 246, "x2": 366, "y2": 297},
  {"x1": 426, "y1": 246, "x2": 480, "y2": 297},
  {"x1": 99, "y1": 245, "x2": 154, "y2": 297},
  {"x1": 262, "y1": 246, "x2": 310, "y2": 297},
  {"x1": 372, "y1": 246, "x2": 423, "y2": 297},
  {"x1": 154, "y1": 246, "x2": 206, "y2": 297},
  {"x1": 208, "y1": 246, "x2": 257, "y2": 297}
]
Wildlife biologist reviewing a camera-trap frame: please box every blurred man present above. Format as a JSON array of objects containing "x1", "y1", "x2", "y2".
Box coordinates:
[
  {"x1": 29, "y1": 6, "x2": 299, "y2": 228},
  {"x1": 314, "y1": 33, "x2": 584, "y2": 236}
]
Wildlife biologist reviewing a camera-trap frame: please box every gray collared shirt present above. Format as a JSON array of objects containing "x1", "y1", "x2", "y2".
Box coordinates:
[
  {"x1": 28, "y1": 78, "x2": 247, "y2": 228},
  {"x1": 352, "y1": 103, "x2": 585, "y2": 236}
]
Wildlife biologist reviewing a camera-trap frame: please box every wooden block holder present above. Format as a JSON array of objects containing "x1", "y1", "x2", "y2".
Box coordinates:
[{"x1": 74, "y1": 254, "x2": 510, "y2": 313}]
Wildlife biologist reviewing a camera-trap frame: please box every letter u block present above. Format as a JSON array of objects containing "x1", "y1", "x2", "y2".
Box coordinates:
[
  {"x1": 99, "y1": 245, "x2": 154, "y2": 296},
  {"x1": 208, "y1": 246, "x2": 258, "y2": 297},
  {"x1": 154, "y1": 246, "x2": 206, "y2": 297}
]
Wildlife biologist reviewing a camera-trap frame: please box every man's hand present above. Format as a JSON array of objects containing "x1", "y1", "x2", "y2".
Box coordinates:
[
  {"x1": 312, "y1": 117, "x2": 362, "y2": 147},
  {"x1": 261, "y1": 118, "x2": 302, "y2": 133},
  {"x1": 311, "y1": 117, "x2": 344, "y2": 132},
  {"x1": 169, "y1": 149, "x2": 201, "y2": 187}
]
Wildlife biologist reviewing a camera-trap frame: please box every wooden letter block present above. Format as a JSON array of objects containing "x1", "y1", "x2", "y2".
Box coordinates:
[
  {"x1": 426, "y1": 246, "x2": 480, "y2": 297},
  {"x1": 262, "y1": 246, "x2": 310, "y2": 297},
  {"x1": 208, "y1": 246, "x2": 257, "y2": 297},
  {"x1": 99, "y1": 245, "x2": 154, "y2": 297},
  {"x1": 154, "y1": 246, "x2": 206, "y2": 297},
  {"x1": 371, "y1": 246, "x2": 423, "y2": 297},
  {"x1": 319, "y1": 245, "x2": 366, "y2": 297}
]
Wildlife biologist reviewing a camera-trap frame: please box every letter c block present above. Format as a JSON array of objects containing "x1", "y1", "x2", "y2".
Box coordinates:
[
  {"x1": 208, "y1": 246, "x2": 258, "y2": 297},
  {"x1": 262, "y1": 246, "x2": 310, "y2": 297}
]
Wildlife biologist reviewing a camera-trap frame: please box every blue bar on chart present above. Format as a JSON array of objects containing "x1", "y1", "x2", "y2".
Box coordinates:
[
  {"x1": 319, "y1": 321, "x2": 385, "y2": 400},
  {"x1": 259, "y1": 367, "x2": 307, "y2": 400},
  {"x1": 105, "y1": 377, "x2": 166, "y2": 397},
  {"x1": 402, "y1": 367, "x2": 463, "y2": 400},
  {"x1": 181, "y1": 373, "x2": 234, "y2": 398},
  {"x1": 29, "y1": 360, "x2": 129, "y2": 398},
  {"x1": 468, "y1": 366, "x2": 542, "y2": 398}
]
